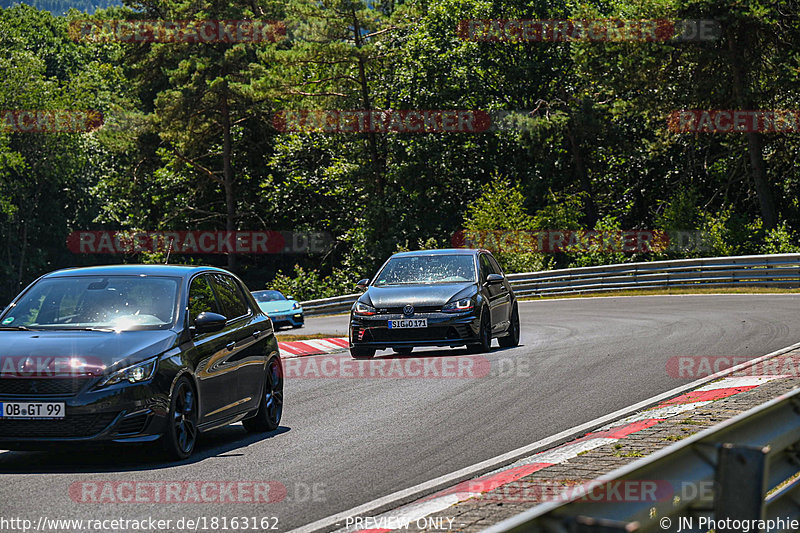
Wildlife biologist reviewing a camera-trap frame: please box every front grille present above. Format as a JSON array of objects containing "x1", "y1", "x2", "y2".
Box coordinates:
[
  {"x1": 0, "y1": 378, "x2": 91, "y2": 397},
  {"x1": 370, "y1": 327, "x2": 450, "y2": 342},
  {"x1": 116, "y1": 413, "x2": 149, "y2": 435},
  {"x1": 0, "y1": 413, "x2": 117, "y2": 438}
]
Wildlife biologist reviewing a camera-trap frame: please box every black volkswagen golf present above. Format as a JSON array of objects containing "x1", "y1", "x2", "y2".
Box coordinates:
[
  {"x1": 0, "y1": 265, "x2": 283, "y2": 460},
  {"x1": 349, "y1": 249, "x2": 520, "y2": 358}
]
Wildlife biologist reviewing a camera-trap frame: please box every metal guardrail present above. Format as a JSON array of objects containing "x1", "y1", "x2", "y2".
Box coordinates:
[
  {"x1": 300, "y1": 254, "x2": 800, "y2": 316},
  {"x1": 480, "y1": 387, "x2": 800, "y2": 533},
  {"x1": 506, "y1": 253, "x2": 800, "y2": 298},
  {"x1": 301, "y1": 294, "x2": 361, "y2": 316}
]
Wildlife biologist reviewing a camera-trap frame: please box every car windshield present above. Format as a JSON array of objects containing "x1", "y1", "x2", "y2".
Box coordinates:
[
  {"x1": 253, "y1": 290, "x2": 287, "y2": 302},
  {"x1": 373, "y1": 255, "x2": 476, "y2": 286},
  {"x1": 0, "y1": 275, "x2": 180, "y2": 331}
]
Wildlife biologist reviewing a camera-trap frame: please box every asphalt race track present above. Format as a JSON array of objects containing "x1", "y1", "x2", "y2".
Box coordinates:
[{"x1": 2, "y1": 294, "x2": 800, "y2": 532}]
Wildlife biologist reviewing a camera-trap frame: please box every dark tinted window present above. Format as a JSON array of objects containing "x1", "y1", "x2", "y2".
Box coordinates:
[
  {"x1": 479, "y1": 254, "x2": 492, "y2": 281},
  {"x1": 210, "y1": 274, "x2": 249, "y2": 319},
  {"x1": 487, "y1": 254, "x2": 503, "y2": 275},
  {"x1": 187, "y1": 275, "x2": 221, "y2": 324}
]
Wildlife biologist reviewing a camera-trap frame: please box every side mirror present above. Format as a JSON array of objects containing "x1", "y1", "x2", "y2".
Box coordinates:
[
  {"x1": 486, "y1": 273, "x2": 504, "y2": 284},
  {"x1": 286, "y1": 295, "x2": 294, "y2": 300},
  {"x1": 356, "y1": 279, "x2": 370, "y2": 291},
  {"x1": 193, "y1": 311, "x2": 227, "y2": 334}
]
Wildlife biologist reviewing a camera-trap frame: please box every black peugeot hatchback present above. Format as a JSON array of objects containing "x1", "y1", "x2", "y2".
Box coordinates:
[
  {"x1": 0, "y1": 265, "x2": 283, "y2": 460},
  {"x1": 349, "y1": 249, "x2": 520, "y2": 358}
]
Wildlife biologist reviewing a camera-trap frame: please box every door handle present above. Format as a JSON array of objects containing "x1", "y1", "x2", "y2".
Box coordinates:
[
  {"x1": 252, "y1": 330, "x2": 261, "y2": 339},
  {"x1": 226, "y1": 341, "x2": 236, "y2": 351}
]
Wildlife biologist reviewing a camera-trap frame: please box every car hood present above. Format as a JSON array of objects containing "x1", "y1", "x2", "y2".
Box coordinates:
[
  {"x1": 0, "y1": 329, "x2": 178, "y2": 376},
  {"x1": 363, "y1": 283, "x2": 475, "y2": 307},
  {"x1": 258, "y1": 301, "x2": 298, "y2": 314}
]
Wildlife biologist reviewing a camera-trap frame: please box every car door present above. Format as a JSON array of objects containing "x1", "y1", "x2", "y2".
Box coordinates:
[
  {"x1": 185, "y1": 274, "x2": 240, "y2": 424},
  {"x1": 208, "y1": 273, "x2": 266, "y2": 416},
  {"x1": 487, "y1": 253, "x2": 512, "y2": 330},
  {"x1": 480, "y1": 253, "x2": 510, "y2": 333}
]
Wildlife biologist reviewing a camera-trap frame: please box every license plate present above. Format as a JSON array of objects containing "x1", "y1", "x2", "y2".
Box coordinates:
[
  {"x1": 0, "y1": 402, "x2": 65, "y2": 419},
  {"x1": 388, "y1": 318, "x2": 428, "y2": 329}
]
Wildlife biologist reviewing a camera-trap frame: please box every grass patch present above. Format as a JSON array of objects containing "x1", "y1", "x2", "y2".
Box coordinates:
[
  {"x1": 768, "y1": 471, "x2": 800, "y2": 497},
  {"x1": 520, "y1": 287, "x2": 800, "y2": 301},
  {"x1": 613, "y1": 450, "x2": 645, "y2": 458}
]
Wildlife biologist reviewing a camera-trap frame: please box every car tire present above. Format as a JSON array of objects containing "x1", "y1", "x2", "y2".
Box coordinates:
[
  {"x1": 162, "y1": 376, "x2": 198, "y2": 460},
  {"x1": 467, "y1": 308, "x2": 492, "y2": 354},
  {"x1": 392, "y1": 347, "x2": 413, "y2": 355},
  {"x1": 350, "y1": 346, "x2": 376, "y2": 359},
  {"x1": 498, "y1": 304, "x2": 520, "y2": 348},
  {"x1": 243, "y1": 358, "x2": 284, "y2": 433},
  {"x1": 292, "y1": 323, "x2": 303, "y2": 329}
]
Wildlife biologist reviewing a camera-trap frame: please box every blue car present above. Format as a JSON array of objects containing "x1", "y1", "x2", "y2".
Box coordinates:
[{"x1": 252, "y1": 290, "x2": 304, "y2": 329}]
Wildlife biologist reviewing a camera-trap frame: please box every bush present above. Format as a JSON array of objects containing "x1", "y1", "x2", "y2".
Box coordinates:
[
  {"x1": 268, "y1": 265, "x2": 354, "y2": 302},
  {"x1": 761, "y1": 221, "x2": 800, "y2": 254},
  {"x1": 463, "y1": 175, "x2": 549, "y2": 273}
]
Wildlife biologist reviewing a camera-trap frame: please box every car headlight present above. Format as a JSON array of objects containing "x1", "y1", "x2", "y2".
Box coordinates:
[
  {"x1": 442, "y1": 298, "x2": 474, "y2": 313},
  {"x1": 96, "y1": 357, "x2": 158, "y2": 388},
  {"x1": 354, "y1": 302, "x2": 376, "y2": 316},
  {"x1": 292, "y1": 302, "x2": 301, "y2": 310}
]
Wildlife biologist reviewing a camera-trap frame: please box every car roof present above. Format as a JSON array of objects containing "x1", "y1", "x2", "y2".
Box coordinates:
[
  {"x1": 43, "y1": 264, "x2": 230, "y2": 279},
  {"x1": 391, "y1": 248, "x2": 485, "y2": 258}
]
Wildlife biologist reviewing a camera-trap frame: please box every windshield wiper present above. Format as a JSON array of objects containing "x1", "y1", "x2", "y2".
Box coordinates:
[
  {"x1": 52, "y1": 326, "x2": 115, "y2": 332},
  {"x1": 0, "y1": 325, "x2": 31, "y2": 330}
]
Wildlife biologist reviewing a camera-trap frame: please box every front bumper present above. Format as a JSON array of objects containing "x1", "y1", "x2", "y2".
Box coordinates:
[
  {"x1": 349, "y1": 311, "x2": 481, "y2": 350},
  {"x1": 0, "y1": 376, "x2": 171, "y2": 448},
  {"x1": 268, "y1": 311, "x2": 304, "y2": 328}
]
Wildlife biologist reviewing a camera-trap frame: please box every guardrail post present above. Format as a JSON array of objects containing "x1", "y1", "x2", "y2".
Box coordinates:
[{"x1": 714, "y1": 443, "x2": 770, "y2": 524}]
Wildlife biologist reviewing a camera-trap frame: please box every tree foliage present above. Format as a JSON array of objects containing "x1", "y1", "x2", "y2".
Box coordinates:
[{"x1": 1, "y1": 0, "x2": 799, "y2": 302}]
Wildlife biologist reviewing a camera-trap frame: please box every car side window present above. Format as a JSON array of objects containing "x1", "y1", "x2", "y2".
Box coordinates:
[
  {"x1": 187, "y1": 275, "x2": 221, "y2": 324},
  {"x1": 487, "y1": 254, "x2": 504, "y2": 276},
  {"x1": 479, "y1": 254, "x2": 492, "y2": 281},
  {"x1": 210, "y1": 274, "x2": 250, "y2": 320}
]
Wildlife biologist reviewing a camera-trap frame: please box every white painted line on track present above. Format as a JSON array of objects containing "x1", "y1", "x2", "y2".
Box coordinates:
[
  {"x1": 599, "y1": 402, "x2": 710, "y2": 429},
  {"x1": 511, "y1": 438, "x2": 618, "y2": 467},
  {"x1": 278, "y1": 337, "x2": 349, "y2": 358},
  {"x1": 303, "y1": 339, "x2": 346, "y2": 352},
  {"x1": 695, "y1": 375, "x2": 784, "y2": 389},
  {"x1": 287, "y1": 339, "x2": 800, "y2": 533}
]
